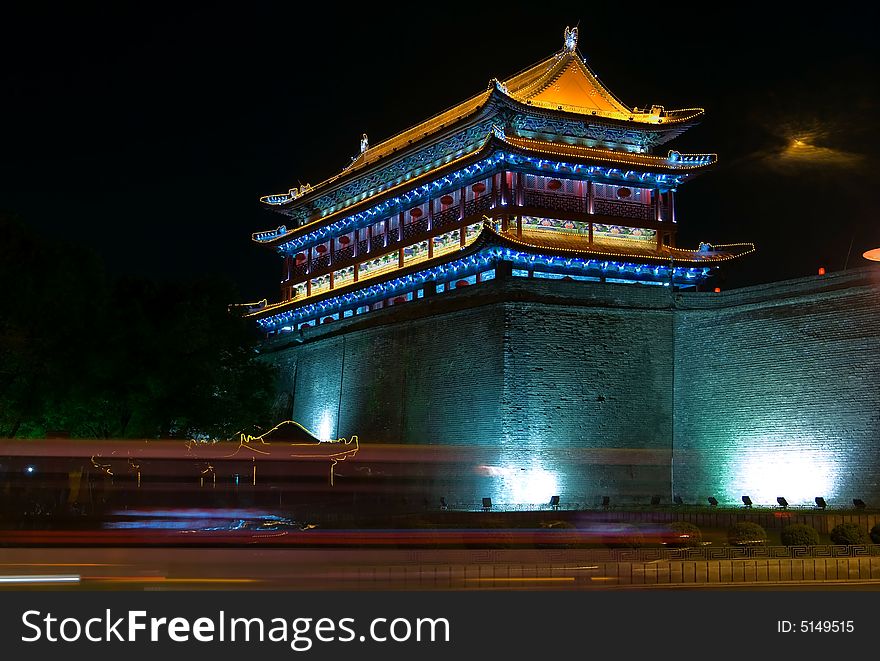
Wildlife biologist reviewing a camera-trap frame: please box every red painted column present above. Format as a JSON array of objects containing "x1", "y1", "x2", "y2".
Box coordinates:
[
  {"x1": 516, "y1": 171, "x2": 524, "y2": 206},
  {"x1": 398, "y1": 212, "x2": 405, "y2": 244},
  {"x1": 428, "y1": 198, "x2": 434, "y2": 259},
  {"x1": 459, "y1": 185, "x2": 467, "y2": 247},
  {"x1": 587, "y1": 180, "x2": 594, "y2": 214},
  {"x1": 328, "y1": 237, "x2": 336, "y2": 289}
]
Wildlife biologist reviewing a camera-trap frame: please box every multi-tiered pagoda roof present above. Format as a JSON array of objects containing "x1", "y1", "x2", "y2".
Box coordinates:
[{"x1": 246, "y1": 28, "x2": 753, "y2": 334}]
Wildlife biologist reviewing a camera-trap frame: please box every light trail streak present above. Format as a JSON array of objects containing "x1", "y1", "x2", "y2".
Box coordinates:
[
  {"x1": 0, "y1": 575, "x2": 81, "y2": 584},
  {"x1": 465, "y1": 577, "x2": 575, "y2": 583}
]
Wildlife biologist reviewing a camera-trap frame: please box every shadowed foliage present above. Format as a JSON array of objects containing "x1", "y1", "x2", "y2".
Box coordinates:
[{"x1": 1, "y1": 213, "x2": 276, "y2": 439}]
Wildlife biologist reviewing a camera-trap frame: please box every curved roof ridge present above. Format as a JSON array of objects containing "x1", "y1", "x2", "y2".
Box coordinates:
[
  {"x1": 260, "y1": 41, "x2": 705, "y2": 211},
  {"x1": 504, "y1": 50, "x2": 630, "y2": 116}
]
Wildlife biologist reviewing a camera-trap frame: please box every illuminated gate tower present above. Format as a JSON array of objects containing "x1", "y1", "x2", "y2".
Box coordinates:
[
  {"x1": 247, "y1": 27, "x2": 753, "y2": 334},
  {"x1": 240, "y1": 29, "x2": 767, "y2": 507}
]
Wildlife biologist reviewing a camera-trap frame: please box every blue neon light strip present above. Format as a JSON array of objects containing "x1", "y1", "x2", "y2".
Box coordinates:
[
  {"x1": 254, "y1": 151, "x2": 688, "y2": 250},
  {"x1": 256, "y1": 248, "x2": 711, "y2": 331}
]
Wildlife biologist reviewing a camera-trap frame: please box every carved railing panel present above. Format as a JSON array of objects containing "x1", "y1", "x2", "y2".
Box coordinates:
[
  {"x1": 523, "y1": 190, "x2": 586, "y2": 214},
  {"x1": 463, "y1": 196, "x2": 493, "y2": 218},
  {"x1": 593, "y1": 198, "x2": 653, "y2": 221},
  {"x1": 333, "y1": 245, "x2": 354, "y2": 263},
  {"x1": 432, "y1": 206, "x2": 460, "y2": 231}
]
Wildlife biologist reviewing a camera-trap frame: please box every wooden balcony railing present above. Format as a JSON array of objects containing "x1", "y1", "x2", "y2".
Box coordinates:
[
  {"x1": 593, "y1": 198, "x2": 653, "y2": 221},
  {"x1": 287, "y1": 186, "x2": 664, "y2": 287},
  {"x1": 523, "y1": 189, "x2": 586, "y2": 214}
]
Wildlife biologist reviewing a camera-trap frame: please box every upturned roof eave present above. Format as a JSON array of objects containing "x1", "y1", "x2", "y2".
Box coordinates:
[
  {"x1": 247, "y1": 226, "x2": 754, "y2": 321},
  {"x1": 254, "y1": 135, "x2": 716, "y2": 250},
  {"x1": 254, "y1": 138, "x2": 715, "y2": 250},
  {"x1": 259, "y1": 85, "x2": 703, "y2": 214}
]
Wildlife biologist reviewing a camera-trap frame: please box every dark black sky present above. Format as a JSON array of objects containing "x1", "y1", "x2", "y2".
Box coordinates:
[{"x1": 2, "y1": 3, "x2": 878, "y2": 299}]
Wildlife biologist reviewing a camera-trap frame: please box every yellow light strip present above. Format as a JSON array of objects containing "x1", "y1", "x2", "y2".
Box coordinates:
[
  {"x1": 495, "y1": 227, "x2": 755, "y2": 264},
  {"x1": 251, "y1": 226, "x2": 755, "y2": 319},
  {"x1": 503, "y1": 135, "x2": 715, "y2": 170},
  {"x1": 258, "y1": 90, "x2": 493, "y2": 207},
  {"x1": 250, "y1": 233, "x2": 481, "y2": 317},
  {"x1": 256, "y1": 135, "x2": 495, "y2": 243},
  {"x1": 464, "y1": 577, "x2": 576, "y2": 583}
]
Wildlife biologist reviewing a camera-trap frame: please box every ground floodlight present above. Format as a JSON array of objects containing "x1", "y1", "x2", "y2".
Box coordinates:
[
  {"x1": 814, "y1": 497, "x2": 826, "y2": 510},
  {"x1": 674, "y1": 495, "x2": 684, "y2": 506},
  {"x1": 482, "y1": 497, "x2": 492, "y2": 510},
  {"x1": 742, "y1": 495, "x2": 753, "y2": 508},
  {"x1": 440, "y1": 497, "x2": 448, "y2": 510},
  {"x1": 707, "y1": 497, "x2": 718, "y2": 507},
  {"x1": 777, "y1": 497, "x2": 788, "y2": 509},
  {"x1": 853, "y1": 498, "x2": 866, "y2": 509},
  {"x1": 549, "y1": 495, "x2": 560, "y2": 510}
]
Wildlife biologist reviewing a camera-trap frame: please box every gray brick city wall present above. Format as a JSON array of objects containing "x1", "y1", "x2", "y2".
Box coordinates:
[
  {"x1": 262, "y1": 267, "x2": 880, "y2": 507},
  {"x1": 672, "y1": 269, "x2": 880, "y2": 508}
]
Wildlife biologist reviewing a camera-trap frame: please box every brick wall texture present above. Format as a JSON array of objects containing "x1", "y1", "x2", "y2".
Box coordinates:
[{"x1": 263, "y1": 267, "x2": 880, "y2": 507}]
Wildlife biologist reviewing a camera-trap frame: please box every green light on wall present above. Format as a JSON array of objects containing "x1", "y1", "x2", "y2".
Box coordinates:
[
  {"x1": 318, "y1": 409, "x2": 334, "y2": 442},
  {"x1": 722, "y1": 438, "x2": 840, "y2": 506},
  {"x1": 481, "y1": 452, "x2": 561, "y2": 506}
]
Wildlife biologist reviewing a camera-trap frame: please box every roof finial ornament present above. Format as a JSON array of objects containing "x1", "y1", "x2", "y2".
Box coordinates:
[
  {"x1": 564, "y1": 25, "x2": 578, "y2": 52},
  {"x1": 360, "y1": 133, "x2": 369, "y2": 154}
]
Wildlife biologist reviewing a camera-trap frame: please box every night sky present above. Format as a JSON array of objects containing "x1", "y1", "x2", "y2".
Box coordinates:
[{"x1": 2, "y1": 3, "x2": 878, "y2": 301}]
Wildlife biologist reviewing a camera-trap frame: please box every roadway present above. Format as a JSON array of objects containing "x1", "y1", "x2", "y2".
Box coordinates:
[{"x1": 3, "y1": 547, "x2": 880, "y2": 590}]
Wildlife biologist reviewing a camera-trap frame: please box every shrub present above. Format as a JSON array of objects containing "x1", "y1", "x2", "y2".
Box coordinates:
[
  {"x1": 665, "y1": 521, "x2": 703, "y2": 547},
  {"x1": 780, "y1": 523, "x2": 820, "y2": 547},
  {"x1": 829, "y1": 523, "x2": 869, "y2": 545},
  {"x1": 727, "y1": 521, "x2": 767, "y2": 546},
  {"x1": 871, "y1": 523, "x2": 880, "y2": 545}
]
